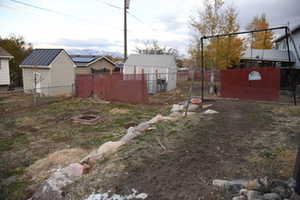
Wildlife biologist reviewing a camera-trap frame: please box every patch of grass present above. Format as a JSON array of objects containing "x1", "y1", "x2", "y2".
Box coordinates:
[
  {"x1": 0, "y1": 181, "x2": 28, "y2": 200},
  {"x1": 79, "y1": 134, "x2": 119, "y2": 148},
  {"x1": 0, "y1": 139, "x2": 14, "y2": 151}
]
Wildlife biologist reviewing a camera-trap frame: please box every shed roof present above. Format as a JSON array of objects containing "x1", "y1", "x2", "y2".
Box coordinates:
[
  {"x1": 125, "y1": 54, "x2": 177, "y2": 68},
  {"x1": 241, "y1": 49, "x2": 296, "y2": 62},
  {"x1": 71, "y1": 55, "x2": 116, "y2": 67},
  {"x1": 0, "y1": 46, "x2": 13, "y2": 58},
  {"x1": 21, "y1": 49, "x2": 63, "y2": 66},
  {"x1": 274, "y1": 24, "x2": 300, "y2": 43}
]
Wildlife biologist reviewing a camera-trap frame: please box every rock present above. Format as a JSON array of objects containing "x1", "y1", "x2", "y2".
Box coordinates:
[
  {"x1": 239, "y1": 189, "x2": 248, "y2": 196},
  {"x1": 31, "y1": 169, "x2": 76, "y2": 200},
  {"x1": 61, "y1": 163, "x2": 84, "y2": 177},
  {"x1": 212, "y1": 179, "x2": 230, "y2": 188},
  {"x1": 203, "y1": 109, "x2": 219, "y2": 114},
  {"x1": 288, "y1": 178, "x2": 296, "y2": 189},
  {"x1": 135, "y1": 122, "x2": 150, "y2": 132},
  {"x1": 148, "y1": 114, "x2": 164, "y2": 124},
  {"x1": 263, "y1": 193, "x2": 282, "y2": 200},
  {"x1": 81, "y1": 141, "x2": 124, "y2": 163},
  {"x1": 245, "y1": 179, "x2": 262, "y2": 191},
  {"x1": 202, "y1": 104, "x2": 213, "y2": 109},
  {"x1": 120, "y1": 127, "x2": 142, "y2": 143},
  {"x1": 291, "y1": 193, "x2": 300, "y2": 200},
  {"x1": 232, "y1": 196, "x2": 247, "y2": 200},
  {"x1": 247, "y1": 190, "x2": 263, "y2": 200},
  {"x1": 272, "y1": 186, "x2": 292, "y2": 199},
  {"x1": 188, "y1": 104, "x2": 199, "y2": 111},
  {"x1": 171, "y1": 104, "x2": 185, "y2": 112},
  {"x1": 229, "y1": 184, "x2": 244, "y2": 194},
  {"x1": 170, "y1": 104, "x2": 199, "y2": 113},
  {"x1": 191, "y1": 97, "x2": 202, "y2": 104},
  {"x1": 169, "y1": 112, "x2": 182, "y2": 117}
]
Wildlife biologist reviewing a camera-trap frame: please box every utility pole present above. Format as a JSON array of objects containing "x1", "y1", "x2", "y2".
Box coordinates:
[{"x1": 124, "y1": 0, "x2": 130, "y2": 61}]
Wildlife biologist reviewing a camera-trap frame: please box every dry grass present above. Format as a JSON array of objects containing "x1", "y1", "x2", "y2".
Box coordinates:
[{"x1": 26, "y1": 148, "x2": 89, "y2": 182}]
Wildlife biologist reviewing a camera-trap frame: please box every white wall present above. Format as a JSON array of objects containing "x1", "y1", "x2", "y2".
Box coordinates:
[
  {"x1": 276, "y1": 31, "x2": 300, "y2": 68},
  {"x1": 50, "y1": 50, "x2": 75, "y2": 96},
  {"x1": 123, "y1": 64, "x2": 177, "y2": 93},
  {"x1": 0, "y1": 58, "x2": 10, "y2": 85},
  {"x1": 22, "y1": 67, "x2": 51, "y2": 95}
]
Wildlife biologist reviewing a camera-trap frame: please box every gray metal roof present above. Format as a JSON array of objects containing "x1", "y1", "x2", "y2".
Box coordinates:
[
  {"x1": 21, "y1": 49, "x2": 63, "y2": 66},
  {"x1": 125, "y1": 54, "x2": 177, "y2": 68},
  {"x1": 274, "y1": 24, "x2": 300, "y2": 43},
  {"x1": 241, "y1": 49, "x2": 296, "y2": 62}
]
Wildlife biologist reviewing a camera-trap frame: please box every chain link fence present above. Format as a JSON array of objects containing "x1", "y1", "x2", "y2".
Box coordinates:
[{"x1": 0, "y1": 85, "x2": 75, "y2": 113}]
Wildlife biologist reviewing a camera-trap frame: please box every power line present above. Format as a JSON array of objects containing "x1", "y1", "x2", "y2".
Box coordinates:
[
  {"x1": 94, "y1": 0, "x2": 158, "y2": 33},
  {"x1": 7, "y1": 0, "x2": 126, "y2": 32}
]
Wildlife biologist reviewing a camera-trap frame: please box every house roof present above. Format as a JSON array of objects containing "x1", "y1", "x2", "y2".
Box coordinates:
[
  {"x1": 241, "y1": 49, "x2": 296, "y2": 62},
  {"x1": 71, "y1": 55, "x2": 116, "y2": 67},
  {"x1": 274, "y1": 24, "x2": 300, "y2": 43},
  {"x1": 125, "y1": 54, "x2": 177, "y2": 68},
  {"x1": 21, "y1": 49, "x2": 63, "y2": 66},
  {"x1": 0, "y1": 46, "x2": 13, "y2": 58}
]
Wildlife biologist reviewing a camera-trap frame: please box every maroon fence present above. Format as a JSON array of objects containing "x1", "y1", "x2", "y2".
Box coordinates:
[
  {"x1": 220, "y1": 67, "x2": 280, "y2": 101},
  {"x1": 76, "y1": 73, "x2": 149, "y2": 103}
]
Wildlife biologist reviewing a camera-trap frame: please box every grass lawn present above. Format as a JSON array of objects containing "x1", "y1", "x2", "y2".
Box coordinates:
[{"x1": 0, "y1": 97, "x2": 170, "y2": 200}]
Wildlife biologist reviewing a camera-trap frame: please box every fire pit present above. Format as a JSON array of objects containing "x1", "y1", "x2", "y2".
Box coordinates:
[{"x1": 71, "y1": 114, "x2": 102, "y2": 125}]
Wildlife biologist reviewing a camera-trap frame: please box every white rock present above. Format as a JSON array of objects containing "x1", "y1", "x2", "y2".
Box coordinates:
[
  {"x1": 148, "y1": 114, "x2": 164, "y2": 124},
  {"x1": 204, "y1": 109, "x2": 219, "y2": 114},
  {"x1": 232, "y1": 196, "x2": 246, "y2": 200},
  {"x1": 61, "y1": 163, "x2": 84, "y2": 177},
  {"x1": 212, "y1": 179, "x2": 230, "y2": 188},
  {"x1": 81, "y1": 141, "x2": 124, "y2": 162},
  {"x1": 171, "y1": 104, "x2": 185, "y2": 112},
  {"x1": 120, "y1": 127, "x2": 142, "y2": 143},
  {"x1": 263, "y1": 193, "x2": 281, "y2": 200},
  {"x1": 247, "y1": 190, "x2": 262, "y2": 200},
  {"x1": 239, "y1": 189, "x2": 248, "y2": 196},
  {"x1": 188, "y1": 104, "x2": 199, "y2": 111},
  {"x1": 135, "y1": 122, "x2": 150, "y2": 132}
]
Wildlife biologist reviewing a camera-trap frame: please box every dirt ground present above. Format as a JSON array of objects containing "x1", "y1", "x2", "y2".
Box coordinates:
[
  {"x1": 64, "y1": 100, "x2": 300, "y2": 200},
  {"x1": 1, "y1": 81, "x2": 299, "y2": 200}
]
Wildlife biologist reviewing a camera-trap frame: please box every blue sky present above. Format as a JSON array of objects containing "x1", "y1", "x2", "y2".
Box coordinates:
[{"x1": 1, "y1": 0, "x2": 300, "y2": 56}]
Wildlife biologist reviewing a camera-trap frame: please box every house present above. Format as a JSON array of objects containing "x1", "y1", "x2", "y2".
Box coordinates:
[
  {"x1": 71, "y1": 55, "x2": 118, "y2": 74},
  {"x1": 240, "y1": 49, "x2": 296, "y2": 68},
  {"x1": 274, "y1": 24, "x2": 300, "y2": 68},
  {"x1": 124, "y1": 54, "x2": 177, "y2": 94},
  {"x1": 0, "y1": 47, "x2": 13, "y2": 86},
  {"x1": 20, "y1": 49, "x2": 76, "y2": 96}
]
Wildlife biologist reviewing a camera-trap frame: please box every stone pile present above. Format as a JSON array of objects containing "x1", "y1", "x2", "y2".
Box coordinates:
[{"x1": 213, "y1": 177, "x2": 299, "y2": 200}]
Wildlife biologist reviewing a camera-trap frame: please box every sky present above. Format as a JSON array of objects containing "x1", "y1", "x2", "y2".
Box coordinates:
[{"x1": 0, "y1": 0, "x2": 300, "y2": 56}]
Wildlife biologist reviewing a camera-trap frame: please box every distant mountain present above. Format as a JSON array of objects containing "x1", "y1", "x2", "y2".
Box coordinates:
[{"x1": 66, "y1": 48, "x2": 123, "y2": 58}]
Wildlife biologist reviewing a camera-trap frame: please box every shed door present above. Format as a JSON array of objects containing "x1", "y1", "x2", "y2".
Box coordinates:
[{"x1": 34, "y1": 72, "x2": 41, "y2": 93}]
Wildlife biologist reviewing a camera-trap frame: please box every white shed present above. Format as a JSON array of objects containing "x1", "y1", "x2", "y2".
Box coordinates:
[
  {"x1": 0, "y1": 47, "x2": 13, "y2": 86},
  {"x1": 124, "y1": 54, "x2": 177, "y2": 94},
  {"x1": 20, "y1": 49, "x2": 76, "y2": 96}
]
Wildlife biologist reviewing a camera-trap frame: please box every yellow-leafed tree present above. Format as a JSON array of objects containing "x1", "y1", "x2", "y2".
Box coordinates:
[
  {"x1": 247, "y1": 14, "x2": 274, "y2": 49},
  {"x1": 190, "y1": 0, "x2": 245, "y2": 70}
]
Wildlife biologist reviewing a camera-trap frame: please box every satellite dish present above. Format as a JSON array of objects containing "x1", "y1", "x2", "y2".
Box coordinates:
[{"x1": 126, "y1": 0, "x2": 131, "y2": 9}]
